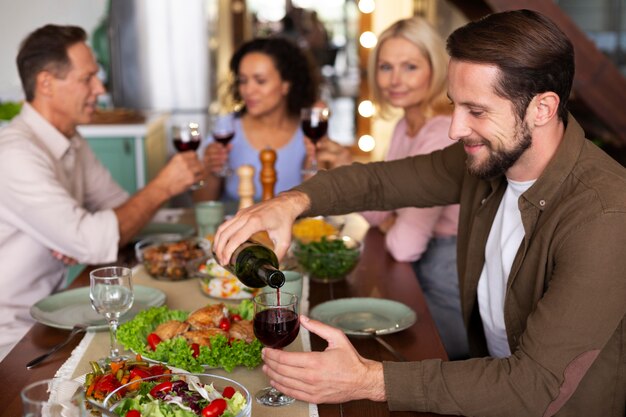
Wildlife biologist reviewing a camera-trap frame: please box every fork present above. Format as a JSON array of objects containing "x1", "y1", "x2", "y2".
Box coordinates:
[{"x1": 26, "y1": 324, "x2": 87, "y2": 369}]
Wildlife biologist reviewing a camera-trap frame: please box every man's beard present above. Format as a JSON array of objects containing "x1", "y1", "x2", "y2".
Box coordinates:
[{"x1": 465, "y1": 120, "x2": 532, "y2": 180}]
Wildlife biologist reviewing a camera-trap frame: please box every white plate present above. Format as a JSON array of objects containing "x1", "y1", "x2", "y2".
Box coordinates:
[
  {"x1": 310, "y1": 298, "x2": 417, "y2": 336},
  {"x1": 30, "y1": 285, "x2": 166, "y2": 331}
]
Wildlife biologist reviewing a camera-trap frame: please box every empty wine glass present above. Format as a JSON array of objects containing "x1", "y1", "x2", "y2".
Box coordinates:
[
  {"x1": 172, "y1": 122, "x2": 205, "y2": 190},
  {"x1": 301, "y1": 106, "x2": 330, "y2": 176},
  {"x1": 252, "y1": 291, "x2": 299, "y2": 406},
  {"x1": 211, "y1": 113, "x2": 236, "y2": 178},
  {"x1": 89, "y1": 266, "x2": 134, "y2": 363}
]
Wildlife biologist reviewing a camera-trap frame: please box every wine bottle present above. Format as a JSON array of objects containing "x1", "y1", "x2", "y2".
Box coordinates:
[{"x1": 218, "y1": 239, "x2": 285, "y2": 288}]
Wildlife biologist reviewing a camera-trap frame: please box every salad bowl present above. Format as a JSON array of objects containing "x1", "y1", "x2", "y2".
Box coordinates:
[
  {"x1": 135, "y1": 235, "x2": 211, "y2": 281},
  {"x1": 293, "y1": 235, "x2": 362, "y2": 282},
  {"x1": 102, "y1": 372, "x2": 251, "y2": 417}
]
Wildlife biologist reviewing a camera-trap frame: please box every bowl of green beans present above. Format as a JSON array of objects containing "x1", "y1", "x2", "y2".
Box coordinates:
[{"x1": 292, "y1": 235, "x2": 361, "y2": 283}]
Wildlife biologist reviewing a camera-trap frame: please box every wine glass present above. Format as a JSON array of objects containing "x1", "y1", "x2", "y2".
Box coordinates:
[
  {"x1": 301, "y1": 106, "x2": 330, "y2": 176},
  {"x1": 211, "y1": 113, "x2": 236, "y2": 177},
  {"x1": 252, "y1": 291, "x2": 300, "y2": 406},
  {"x1": 89, "y1": 266, "x2": 134, "y2": 363},
  {"x1": 172, "y1": 121, "x2": 204, "y2": 190}
]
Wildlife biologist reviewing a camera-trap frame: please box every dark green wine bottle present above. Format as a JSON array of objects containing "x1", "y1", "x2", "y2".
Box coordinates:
[{"x1": 222, "y1": 240, "x2": 285, "y2": 288}]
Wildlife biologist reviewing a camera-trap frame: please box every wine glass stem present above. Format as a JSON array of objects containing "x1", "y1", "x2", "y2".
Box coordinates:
[
  {"x1": 108, "y1": 319, "x2": 120, "y2": 359},
  {"x1": 311, "y1": 153, "x2": 318, "y2": 171}
]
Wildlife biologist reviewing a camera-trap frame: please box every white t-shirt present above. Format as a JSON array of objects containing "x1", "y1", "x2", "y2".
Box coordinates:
[{"x1": 477, "y1": 178, "x2": 535, "y2": 358}]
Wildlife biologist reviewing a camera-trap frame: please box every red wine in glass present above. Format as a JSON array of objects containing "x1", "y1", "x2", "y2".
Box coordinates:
[
  {"x1": 172, "y1": 122, "x2": 203, "y2": 189},
  {"x1": 253, "y1": 308, "x2": 299, "y2": 348},
  {"x1": 212, "y1": 114, "x2": 236, "y2": 177},
  {"x1": 252, "y1": 291, "x2": 299, "y2": 406},
  {"x1": 302, "y1": 120, "x2": 328, "y2": 145},
  {"x1": 214, "y1": 132, "x2": 235, "y2": 146},
  {"x1": 173, "y1": 137, "x2": 201, "y2": 152},
  {"x1": 301, "y1": 107, "x2": 330, "y2": 175}
]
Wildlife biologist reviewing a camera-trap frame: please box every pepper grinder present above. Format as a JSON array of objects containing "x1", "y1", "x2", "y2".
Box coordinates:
[
  {"x1": 259, "y1": 147, "x2": 277, "y2": 201},
  {"x1": 237, "y1": 164, "x2": 255, "y2": 210}
]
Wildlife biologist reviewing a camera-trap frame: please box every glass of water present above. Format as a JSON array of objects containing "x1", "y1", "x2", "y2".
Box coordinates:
[
  {"x1": 89, "y1": 266, "x2": 134, "y2": 363},
  {"x1": 21, "y1": 378, "x2": 87, "y2": 416}
]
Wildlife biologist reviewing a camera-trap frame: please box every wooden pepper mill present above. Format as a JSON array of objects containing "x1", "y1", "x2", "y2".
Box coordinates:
[
  {"x1": 259, "y1": 147, "x2": 277, "y2": 201},
  {"x1": 237, "y1": 164, "x2": 255, "y2": 210}
]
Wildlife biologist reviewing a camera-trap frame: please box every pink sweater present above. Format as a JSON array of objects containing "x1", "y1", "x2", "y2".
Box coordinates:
[{"x1": 361, "y1": 115, "x2": 459, "y2": 262}]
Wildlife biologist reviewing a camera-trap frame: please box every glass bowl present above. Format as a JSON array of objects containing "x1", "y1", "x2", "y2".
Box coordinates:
[
  {"x1": 293, "y1": 235, "x2": 362, "y2": 282},
  {"x1": 292, "y1": 216, "x2": 344, "y2": 244},
  {"x1": 187, "y1": 256, "x2": 261, "y2": 300},
  {"x1": 135, "y1": 235, "x2": 211, "y2": 281},
  {"x1": 102, "y1": 372, "x2": 251, "y2": 417}
]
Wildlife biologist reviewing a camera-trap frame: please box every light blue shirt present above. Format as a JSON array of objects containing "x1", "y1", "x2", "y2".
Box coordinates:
[{"x1": 204, "y1": 114, "x2": 307, "y2": 201}]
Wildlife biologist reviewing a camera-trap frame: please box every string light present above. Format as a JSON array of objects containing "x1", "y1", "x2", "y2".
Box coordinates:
[
  {"x1": 357, "y1": 0, "x2": 375, "y2": 14},
  {"x1": 359, "y1": 31, "x2": 377, "y2": 49},
  {"x1": 358, "y1": 100, "x2": 375, "y2": 117},
  {"x1": 358, "y1": 135, "x2": 376, "y2": 152}
]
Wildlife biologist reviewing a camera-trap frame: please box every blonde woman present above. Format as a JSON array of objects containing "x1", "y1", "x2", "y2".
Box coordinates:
[{"x1": 363, "y1": 16, "x2": 467, "y2": 359}]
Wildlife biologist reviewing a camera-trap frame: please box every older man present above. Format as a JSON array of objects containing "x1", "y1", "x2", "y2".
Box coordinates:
[{"x1": 0, "y1": 25, "x2": 205, "y2": 359}]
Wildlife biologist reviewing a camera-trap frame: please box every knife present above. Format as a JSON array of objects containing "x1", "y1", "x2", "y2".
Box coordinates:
[
  {"x1": 358, "y1": 327, "x2": 408, "y2": 362},
  {"x1": 26, "y1": 324, "x2": 87, "y2": 369}
]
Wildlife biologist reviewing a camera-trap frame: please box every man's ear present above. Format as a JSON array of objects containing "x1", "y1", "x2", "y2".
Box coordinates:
[
  {"x1": 36, "y1": 71, "x2": 54, "y2": 97},
  {"x1": 532, "y1": 92, "x2": 560, "y2": 127}
]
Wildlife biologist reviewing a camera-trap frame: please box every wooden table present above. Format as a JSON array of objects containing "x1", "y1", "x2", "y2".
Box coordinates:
[{"x1": 0, "y1": 228, "x2": 451, "y2": 417}]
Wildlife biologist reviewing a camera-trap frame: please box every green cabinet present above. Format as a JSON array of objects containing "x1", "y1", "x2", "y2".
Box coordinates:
[
  {"x1": 77, "y1": 114, "x2": 168, "y2": 194},
  {"x1": 86, "y1": 136, "x2": 137, "y2": 194}
]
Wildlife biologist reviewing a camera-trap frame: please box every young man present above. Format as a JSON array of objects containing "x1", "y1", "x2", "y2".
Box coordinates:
[
  {"x1": 0, "y1": 25, "x2": 205, "y2": 359},
  {"x1": 213, "y1": 10, "x2": 626, "y2": 417}
]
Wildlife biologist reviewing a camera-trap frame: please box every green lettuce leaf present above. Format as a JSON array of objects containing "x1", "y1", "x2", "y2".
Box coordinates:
[{"x1": 117, "y1": 304, "x2": 262, "y2": 372}]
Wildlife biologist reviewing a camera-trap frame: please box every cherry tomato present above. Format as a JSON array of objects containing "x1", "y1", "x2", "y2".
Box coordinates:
[
  {"x1": 191, "y1": 343, "x2": 200, "y2": 358},
  {"x1": 218, "y1": 317, "x2": 231, "y2": 331},
  {"x1": 125, "y1": 410, "x2": 141, "y2": 417},
  {"x1": 147, "y1": 333, "x2": 162, "y2": 350},
  {"x1": 149, "y1": 381, "x2": 173, "y2": 398},
  {"x1": 201, "y1": 398, "x2": 227, "y2": 417},
  {"x1": 230, "y1": 313, "x2": 242, "y2": 322},
  {"x1": 222, "y1": 386, "x2": 236, "y2": 399}
]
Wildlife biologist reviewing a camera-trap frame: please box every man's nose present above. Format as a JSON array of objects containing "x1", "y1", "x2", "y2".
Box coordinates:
[{"x1": 448, "y1": 112, "x2": 472, "y2": 141}]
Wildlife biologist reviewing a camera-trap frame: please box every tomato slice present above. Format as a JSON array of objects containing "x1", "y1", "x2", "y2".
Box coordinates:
[
  {"x1": 222, "y1": 386, "x2": 236, "y2": 399},
  {"x1": 191, "y1": 343, "x2": 200, "y2": 358},
  {"x1": 218, "y1": 317, "x2": 231, "y2": 331},
  {"x1": 201, "y1": 398, "x2": 227, "y2": 417},
  {"x1": 230, "y1": 313, "x2": 242, "y2": 322},
  {"x1": 125, "y1": 410, "x2": 141, "y2": 417},
  {"x1": 147, "y1": 333, "x2": 162, "y2": 350},
  {"x1": 149, "y1": 381, "x2": 173, "y2": 398},
  {"x1": 129, "y1": 368, "x2": 151, "y2": 380},
  {"x1": 147, "y1": 364, "x2": 170, "y2": 378},
  {"x1": 94, "y1": 374, "x2": 121, "y2": 394}
]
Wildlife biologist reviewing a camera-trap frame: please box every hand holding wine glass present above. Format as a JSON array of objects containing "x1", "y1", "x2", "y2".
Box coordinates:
[
  {"x1": 253, "y1": 291, "x2": 299, "y2": 406},
  {"x1": 172, "y1": 122, "x2": 204, "y2": 189},
  {"x1": 211, "y1": 113, "x2": 236, "y2": 178},
  {"x1": 89, "y1": 266, "x2": 134, "y2": 363},
  {"x1": 301, "y1": 106, "x2": 330, "y2": 176}
]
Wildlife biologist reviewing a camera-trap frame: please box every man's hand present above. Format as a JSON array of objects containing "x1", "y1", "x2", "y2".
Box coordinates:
[
  {"x1": 261, "y1": 315, "x2": 386, "y2": 404},
  {"x1": 153, "y1": 152, "x2": 204, "y2": 197},
  {"x1": 213, "y1": 190, "x2": 310, "y2": 264}
]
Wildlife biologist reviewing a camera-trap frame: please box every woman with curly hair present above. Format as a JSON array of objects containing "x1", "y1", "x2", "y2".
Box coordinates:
[{"x1": 196, "y1": 37, "x2": 321, "y2": 202}]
